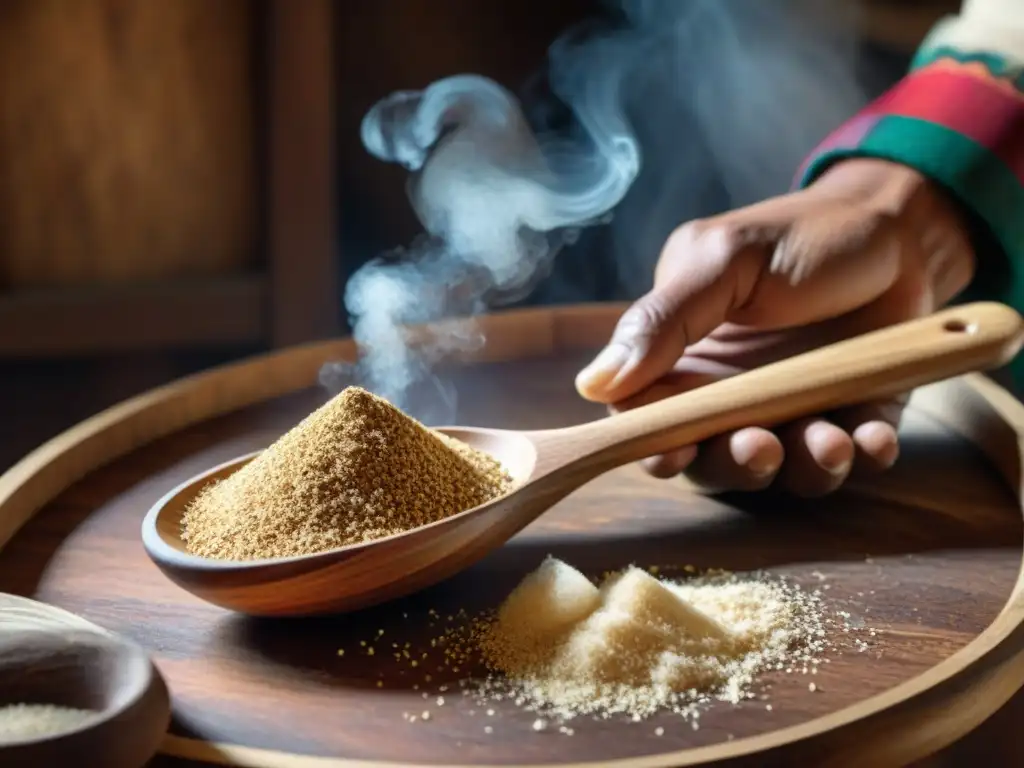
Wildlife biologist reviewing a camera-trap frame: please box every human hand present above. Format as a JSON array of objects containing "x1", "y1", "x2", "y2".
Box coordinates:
[{"x1": 575, "y1": 159, "x2": 977, "y2": 496}]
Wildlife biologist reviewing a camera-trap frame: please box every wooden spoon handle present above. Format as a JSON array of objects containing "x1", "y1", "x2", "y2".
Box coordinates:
[{"x1": 565, "y1": 302, "x2": 1024, "y2": 469}]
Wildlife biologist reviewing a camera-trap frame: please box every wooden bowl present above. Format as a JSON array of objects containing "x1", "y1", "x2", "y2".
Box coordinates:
[
  {"x1": 0, "y1": 623, "x2": 170, "y2": 768},
  {"x1": 3, "y1": 304, "x2": 1024, "y2": 766}
]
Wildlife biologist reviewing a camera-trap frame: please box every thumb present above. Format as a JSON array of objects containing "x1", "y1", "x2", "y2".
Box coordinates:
[{"x1": 575, "y1": 222, "x2": 765, "y2": 403}]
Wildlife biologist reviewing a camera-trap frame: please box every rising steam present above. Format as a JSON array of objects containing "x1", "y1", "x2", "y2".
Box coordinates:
[{"x1": 321, "y1": 0, "x2": 867, "y2": 422}]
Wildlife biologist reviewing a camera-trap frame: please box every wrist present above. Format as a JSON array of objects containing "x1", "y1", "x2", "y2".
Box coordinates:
[
  {"x1": 794, "y1": 51, "x2": 1024, "y2": 314},
  {"x1": 812, "y1": 158, "x2": 977, "y2": 304},
  {"x1": 812, "y1": 158, "x2": 924, "y2": 206}
]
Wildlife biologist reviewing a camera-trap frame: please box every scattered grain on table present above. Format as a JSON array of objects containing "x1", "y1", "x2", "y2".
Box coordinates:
[
  {"x1": 334, "y1": 558, "x2": 877, "y2": 734},
  {"x1": 473, "y1": 557, "x2": 832, "y2": 721}
]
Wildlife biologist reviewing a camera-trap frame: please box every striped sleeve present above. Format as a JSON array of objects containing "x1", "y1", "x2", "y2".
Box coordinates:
[{"x1": 794, "y1": 0, "x2": 1024, "y2": 379}]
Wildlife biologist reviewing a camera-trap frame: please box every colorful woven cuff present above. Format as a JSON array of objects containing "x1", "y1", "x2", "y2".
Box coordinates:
[
  {"x1": 794, "y1": 50, "x2": 1024, "y2": 381},
  {"x1": 795, "y1": 55, "x2": 1024, "y2": 259}
]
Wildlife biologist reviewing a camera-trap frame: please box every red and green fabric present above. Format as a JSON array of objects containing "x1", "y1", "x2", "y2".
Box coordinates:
[{"x1": 794, "y1": 45, "x2": 1024, "y2": 382}]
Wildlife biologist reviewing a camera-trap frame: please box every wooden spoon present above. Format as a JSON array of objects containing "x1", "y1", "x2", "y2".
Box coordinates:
[
  {"x1": 0, "y1": 596, "x2": 170, "y2": 768},
  {"x1": 142, "y1": 302, "x2": 1024, "y2": 617}
]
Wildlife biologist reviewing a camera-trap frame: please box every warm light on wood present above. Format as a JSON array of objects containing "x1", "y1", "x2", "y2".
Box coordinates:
[{"x1": 3, "y1": 302, "x2": 1024, "y2": 766}]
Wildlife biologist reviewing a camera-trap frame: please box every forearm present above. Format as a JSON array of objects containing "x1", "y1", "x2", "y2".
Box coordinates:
[
  {"x1": 793, "y1": 0, "x2": 1024, "y2": 379},
  {"x1": 796, "y1": 1, "x2": 1024, "y2": 305}
]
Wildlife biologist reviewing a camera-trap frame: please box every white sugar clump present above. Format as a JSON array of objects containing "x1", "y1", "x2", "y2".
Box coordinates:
[
  {"x1": 496, "y1": 555, "x2": 602, "y2": 646},
  {"x1": 477, "y1": 559, "x2": 823, "y2": 721},
  {"x1": 602, "y1": 567, "x2": 732, "y2": 643}
]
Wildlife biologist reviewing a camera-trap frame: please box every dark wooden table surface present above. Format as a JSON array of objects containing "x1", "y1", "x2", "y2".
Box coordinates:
[{"x1": 1, "y1": 351, "x2": 1023, "y2": 766}]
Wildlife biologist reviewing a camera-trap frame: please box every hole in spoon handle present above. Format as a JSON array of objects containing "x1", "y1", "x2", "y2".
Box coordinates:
[{"x1": 943, "y1": 318, "x2": 975, "y2": 334}]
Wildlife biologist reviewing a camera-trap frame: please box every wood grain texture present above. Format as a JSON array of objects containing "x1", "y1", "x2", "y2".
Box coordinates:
[
  {"x1": 266, "y1": 0, "x2": 339, "y2": 347},
  {"x1": 0, "y1": 277, "x2": 267, "y2": 355},
  {"x1": 0, "y1": 606, "x2": 171, "y2": 768},
  {"x1": 2, "y1": 304, "x2": 1024, "y2": 766},
  {"x1": 141, "y1": 303, "x2": 1024, "y2": 618},
  {"x1": 0, "y1": 0, "x2": 256, "y2": 289}
]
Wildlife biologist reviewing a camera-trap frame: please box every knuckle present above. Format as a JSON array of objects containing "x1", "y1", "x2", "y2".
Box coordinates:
[
  {"x1": 663, "y1": 217, "x2": 775, "y2": 279},
  {"x1": 668, "y1": 219, "x2": 714, "y2": 249},
  {"x1": 666, "y1": 219, "x2": 736, "y2": 262},
  {"x1": 614, "y1": 294, "x2": 672, "y2": 344},
  {"x1": 657, "y1": 221, "x2": 725, "y2": 286}
]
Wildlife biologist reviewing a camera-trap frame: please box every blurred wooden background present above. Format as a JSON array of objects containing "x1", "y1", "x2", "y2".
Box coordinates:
[
  {"x1": 0, "y1": 0, "x2": 332, "y2": 355},
  {"x1": 0, "y1": 0, "x2": 946, "y2": 465},
  {"x1": 8, "y1": 3, "x2": 1024, "y2": 764},
  {"x1": 0, "y1": 0, "x2": 949, "y2": 361},
  {"x1": 0, "y1": 0, "x2": 596, "y2": 359},
  {"x1": 0, "y1": 0, "x2": 593, "y2": 470}
]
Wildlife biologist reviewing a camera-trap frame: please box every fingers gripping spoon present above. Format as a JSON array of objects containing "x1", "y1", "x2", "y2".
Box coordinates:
[{"x1": 142, "y1": 302, "x2": 1024, "y2": 616}]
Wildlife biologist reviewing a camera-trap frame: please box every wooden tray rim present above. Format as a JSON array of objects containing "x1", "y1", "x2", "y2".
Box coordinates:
[{"x1": 2, "y1": 302, "x2": 1024, "y2": 768}]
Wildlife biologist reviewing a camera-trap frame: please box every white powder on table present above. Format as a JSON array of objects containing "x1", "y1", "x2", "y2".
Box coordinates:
[
  {"x1": 475, "y1": 556, "x2": 829, "y2": 721},
  {"x1": 335, "y1": 556, "x2": 868, "y2": 732}
]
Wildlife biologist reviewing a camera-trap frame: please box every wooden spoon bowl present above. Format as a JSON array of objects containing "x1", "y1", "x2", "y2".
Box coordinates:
[
  {"x1": 0, "y1": 627, "x2": 170, "y2": 768},
  {"x1": 142, "y1": 427, "x2": 540, "y2": 616},
  {"x1": 142, "y1": 302, "x2": 1024, "y2": 617}
]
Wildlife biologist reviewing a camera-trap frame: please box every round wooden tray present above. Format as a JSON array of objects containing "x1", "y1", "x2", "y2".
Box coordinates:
[{"x1": 2, "y1": 304, "x2": 1024, "y2": 768}]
